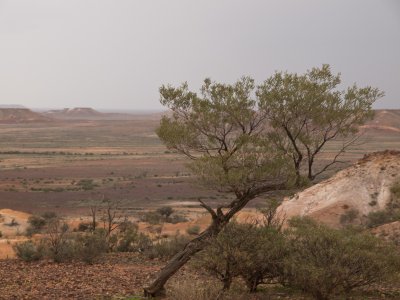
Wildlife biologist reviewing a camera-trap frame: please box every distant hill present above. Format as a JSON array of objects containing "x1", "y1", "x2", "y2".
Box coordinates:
[
  {"x1": 361, "y1": 109, "x2": 400, "y2": 135},
  {"x1": 0, "y1": 105, "x2": 26, "y2": 109},
  {"x1": 43, "y1": 107, "x2": 102, "y2": 120},
  {"x1": 43, "y1": 107, "x2": 165, "y2": 120},
  {"x1": 0, "y1": 108, "x2": 52, "y2": 123}
]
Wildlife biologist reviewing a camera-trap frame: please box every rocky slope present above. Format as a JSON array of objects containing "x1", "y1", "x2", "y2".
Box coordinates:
[{"x1": 277, "y1": 150, "x2": 400, "y2": 227}]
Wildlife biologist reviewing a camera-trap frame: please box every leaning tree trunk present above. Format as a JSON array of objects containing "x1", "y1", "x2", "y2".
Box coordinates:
[
  {"x1": 143, "y1": 193, "x2": 256, "y2": 297},
  {"x1": 143, "y1": 215, "x2": 227, "y2": 297}
]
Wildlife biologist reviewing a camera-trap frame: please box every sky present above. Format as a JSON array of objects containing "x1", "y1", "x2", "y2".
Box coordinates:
[{"x1": 0, "y1": 0, "x2": 399, "y2": 110}]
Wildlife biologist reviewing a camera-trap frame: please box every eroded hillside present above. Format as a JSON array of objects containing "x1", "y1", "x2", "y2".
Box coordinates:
[{"x1": 278, "y1": 150, "x2": 400, "y2": 227}]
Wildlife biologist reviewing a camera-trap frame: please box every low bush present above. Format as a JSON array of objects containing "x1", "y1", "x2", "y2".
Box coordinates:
[
  {"x1": 26, "y1": 215, "x2": 46, "y2": 236},
  {"x1": 140, "y1": 211, "x2": 163, "y2": 225},
  {"x1": 75, "y1": 230, "x2": 108, "y2": 263},
  {"x1": 339, "y1": 208, "x2": 359, "y2": 226},
  {"x1": 167, "y1": 214, "x2": 188, "y2": 224},
  {"x1": 116, "y1": 222, "x2": 152, "y2": 253},
  {"x1": 157, "y1": 206, "x2": 174, "y2": 219},
  {"x1": 186, "y1": 225, "x2": 200, "y2": 235},
  {"x1": 365, "y1": 210, "x2": 400, "y2": 228},
  {"x1": 195, "y1": 222, "x2": 287, "y2": 292},
  {"x1": 13, "y1": 240, "x2": 45, "y2": 262},
  {"x1": 283, "y1": 217, "x2": 400, "y2": 300},
  {"x1": 168, "y1": 279, "x2": 222, "y2": 300},
  {"x1": 145, "y1": 234, "x2": 190, "y2": 260}
]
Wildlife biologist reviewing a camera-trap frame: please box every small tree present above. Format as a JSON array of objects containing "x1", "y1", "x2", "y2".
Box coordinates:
[
  {"x1": 144, "y1": 77, "x2": 294, "y2": 296},
  {"x1": 45, "y1": 218, "x2": 72, "y2": 262},
  {"x1": 257, "y1": 64, "x2": 383, "y2": 184},
  {"x1": 157, "y1": 206, "x2": 174, "y2": 219}
]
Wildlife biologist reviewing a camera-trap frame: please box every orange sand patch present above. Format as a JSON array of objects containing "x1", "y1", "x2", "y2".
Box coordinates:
[{"x1": 0, "y1": 209, "x2": 30, "y2": 238}]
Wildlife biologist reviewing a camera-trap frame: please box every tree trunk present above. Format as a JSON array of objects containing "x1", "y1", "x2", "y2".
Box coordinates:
[
  {"x1": 143, "y1": 188, "x2": 282, "y2": 297},
  {"x1": 143, "y1": 215, "x2": 227, "y2": 297}
]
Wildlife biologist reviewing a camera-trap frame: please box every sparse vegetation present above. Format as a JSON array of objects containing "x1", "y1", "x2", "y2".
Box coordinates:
[
  {"x1": 156, "y1": 206, "x2": 174, "y2": 219},
  {"x1": 284, "y1": 217, "x2": 400, "y2": 300},
  {"x1": 145, "y1": 235, "x2": 191, "y2": 260},
  {"x1": 365, "y1": 180, "x2": 400, "y2": 228},
  {"x1": 339, "y1": 208, "x2": 359, "y2": 226},
  {"x1": 13, "y1": 240, "x2": 45, "y2": 262},
  {"x1": 186, "y1": 225, "x2": 200, "y2": 235}
]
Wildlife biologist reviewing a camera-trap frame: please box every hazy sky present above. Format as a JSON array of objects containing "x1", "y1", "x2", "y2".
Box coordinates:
[{"x1": 0, "y1": 0, "x2": 399, "y2": 110}]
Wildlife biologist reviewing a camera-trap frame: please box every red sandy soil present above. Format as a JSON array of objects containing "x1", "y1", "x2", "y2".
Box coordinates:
[{"x1": 0, "y1": 254, "x2": 161, "y2": 299}]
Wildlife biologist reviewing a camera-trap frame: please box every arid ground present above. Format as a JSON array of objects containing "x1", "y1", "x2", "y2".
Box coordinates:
[{"x1": 1, "y1": 112, "x2": 400, "y2": 299}]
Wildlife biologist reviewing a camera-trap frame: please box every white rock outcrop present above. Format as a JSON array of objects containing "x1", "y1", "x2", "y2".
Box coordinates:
[{"x1": 277, "y1": 151, "x2": 400, "y2": 227}]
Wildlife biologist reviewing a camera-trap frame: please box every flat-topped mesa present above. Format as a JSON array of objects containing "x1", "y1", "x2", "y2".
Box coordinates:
[
  {"x1": 43, "y1": 107, "x2": 102, "y2": 119},
  {"x1": 277, "y1": 150, "x2": 400, "y2": 227}
]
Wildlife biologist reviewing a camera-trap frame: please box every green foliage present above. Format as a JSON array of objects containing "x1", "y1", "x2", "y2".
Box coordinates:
[
  {"x1": 41, "y1": 211, "x2": 58, "y2": 220},
  {"x1": 156, "y1": 206, "x2": 174, "y2": 218},
  {"x1": 26, "y1": 212, "x2": 59, "y2": 236},
  {"x1": 156, "y1": 77, "x2": 294, "y2": 195},
  {"x1": 26, "y1": 215, "x2": 46, "y2": 236},
  {"x1": 140, "y1": 210, "x2": 188, "y2": 225},
  {"x1": 186, "y1": 225, "x2": 201, "y2": 235},
  {"x1": 365, "y1": 180, "x2": 400, "y2": 228},
  {"x1": 339, "y1": 208, "x2": 359, "y2": 226},
  {"x1": 77, "y1": 222, "x2": 93, "y2": 232},
  {"x1": 167, "y1": 214, "x2": 188, "y2": 224},
  {"x1": 140, "y1": 211, "x2": 163, "y2": 225},
  {"x1": 145, "y1": 235, "x2": 191, "y2": 260},
  {"x1": 74, "y1": 230, "x2": 109, "y2": 263},
  {"x1": 284, "y1": 217, "x2": 400, "y2": 300},
  {"x1": 116, "y1": 222, "x2": 152, "y2": 253},
  {"x1": 256, "y1": 64, "x2": 383, "y2": 181},
  {"x1": 195, "y1": 222, "x2": 287, "y2": 292},
  {"x1": 366, "y1": 210, "x2": 400, "y2": 228},
  {"x1": 13, "y1": 240, "x2": 45, "y2": 262},
  {"x1": 390, "y1": 180, "x2": 400, "y2": 206},
  {"x1": 77, "y1": 179, "x2": 97, "y2": 191}
]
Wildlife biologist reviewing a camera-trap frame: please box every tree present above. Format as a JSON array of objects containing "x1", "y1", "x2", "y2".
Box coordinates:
[
  {"x1": 257, "y1": 64, "x2": 383, "y2": 184},
  {"x1": 144, "y1": 77, "x2": 294, "y2": 296}
]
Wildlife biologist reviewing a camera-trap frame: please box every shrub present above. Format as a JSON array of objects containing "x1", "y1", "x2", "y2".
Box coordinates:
[
  {"x1": 41, "y1": 211, "x2": 58, "y2": 220},
  {"x1": 186, "y1": 225, "x2": 201, "y2": 235},
  {"x1": 77, "y1": 179, "x2": 97, "y2": 191},
  {"x1": 157, "y1": 206, "x2": 174, "y2": 218},
  {"x1": 339, "y1": 208, "x2": 359, "y2": 226},
  {"x1": 168, "y1": 280, "x2": 222, "y2": 300},
  {"x1": 116, "y1": 222, "x2": 152, "y2": 253},
  {"x1": 75, "y1": 230, "x2": 108, "y2": 263},
  {"x1": 365, "y1": 210, "x2": 399, "y2": 228},
  {"x1": 26, "y1": 215, "x2": 46, "y2": 236},
  {"x1": 145, "y1": 235, "x2": 190, "y2": 260},
  {"x1": 76, "y1": 222, "x2": 96, "y2": 232},
  {"x1": 195, "y1": 222, "x2": 287, "y2": 292},
  {"x1": 391, "y1": 180, "x2": 400, "y2": 197},
  {"x1": 44, "y1": 219, "x2": 73, "y2": 262},
  {"x1": 283, "y1": 217, "x2": 400, "y2": 300},
  {"x1": 168, "y1": 214, "x2": 188, "y2": 224},
  {"x1": 140, "y1": 211, "x2": 163, "y2": 225},
  {"x1": 13, "y1": 240, "x2": 45, "y2": 262}
]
